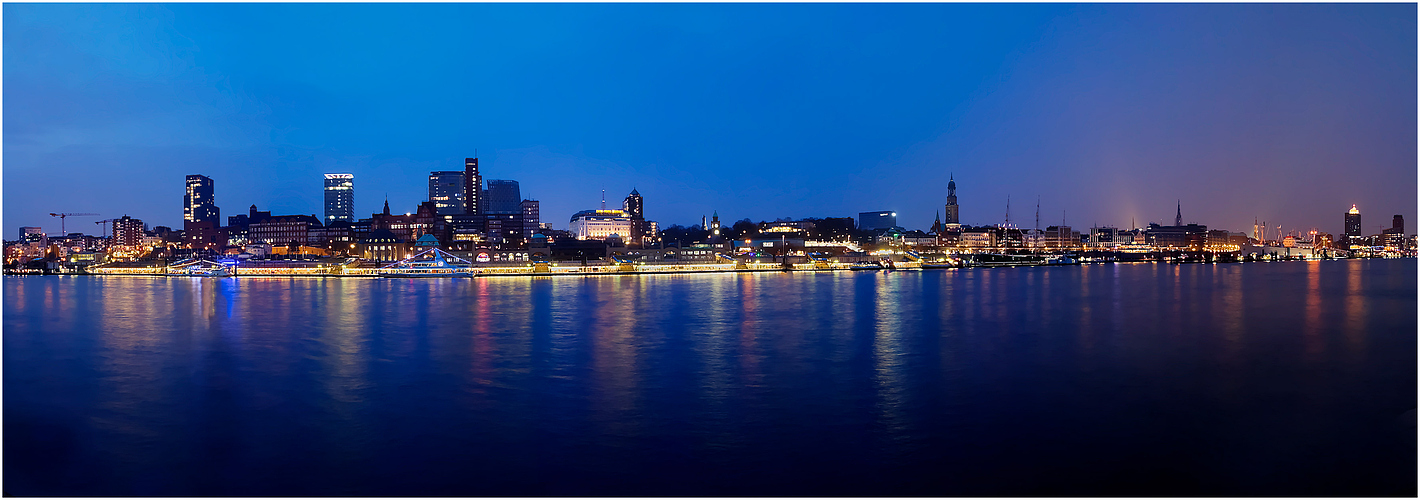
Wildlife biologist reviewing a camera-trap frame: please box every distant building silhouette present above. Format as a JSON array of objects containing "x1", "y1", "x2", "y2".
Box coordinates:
[
  {"x1": 944, "y1": 175, "x2": 960, "y2": 227},
  {"x1": 859, "y1": 211, "x2": 897, "y2": 231},
  {"x1": 484, "y1": 180, "x2": 522, "y2": 214},
  {"x1": 1147, "y1": 222, "x2": 1208, "y2": 250}
]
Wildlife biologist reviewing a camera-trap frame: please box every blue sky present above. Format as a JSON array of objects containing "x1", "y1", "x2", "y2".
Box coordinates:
[{"x1": 5, "y1": 3, "x2": 1415, "y2": 237}]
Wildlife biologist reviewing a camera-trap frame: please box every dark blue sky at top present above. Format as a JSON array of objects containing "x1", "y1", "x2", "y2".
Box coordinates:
[{"x1": 5, "y1": 3, "x2": 1415, "y2": 238}]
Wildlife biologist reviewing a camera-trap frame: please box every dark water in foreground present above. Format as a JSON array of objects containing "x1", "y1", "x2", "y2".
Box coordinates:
[{"x1": 4, "y1": 259, "x2": 1416, "y2": 496}]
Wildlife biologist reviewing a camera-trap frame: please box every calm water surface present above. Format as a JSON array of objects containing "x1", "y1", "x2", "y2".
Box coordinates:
[{"x1": 5, "y1": 260, "x2": 1416, "y2": 496}]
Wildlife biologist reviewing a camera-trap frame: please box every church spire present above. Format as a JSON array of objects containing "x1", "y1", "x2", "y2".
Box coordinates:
[
  {"x1": 383, "y1": 195, "x2": 390, "y2": 216},
  {"x1": 1175, "y1": 200, "x2": 1183, "y2": 226}
]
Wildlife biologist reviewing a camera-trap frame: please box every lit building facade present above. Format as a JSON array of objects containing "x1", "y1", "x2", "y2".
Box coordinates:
[
  {"x1": 324, "y1": 173, "x2": 355, "y2": 223},
  {"x1": 367, "y1": 200, "x2": 439, "y2": 243},
  {"x1": 464, "y1": 157, "x2": 482, "y2": 216},
  {"x1": 1041, "y1": 226, "x2": 1079, "y2": 249},
  {"x1": 1147, "y1": 223, "x2": 1208, "y2": 250},
  {"x1": 249, "y1": 214, "x2": 322, "y2": 246},
  {"x1": 521, "y1": 200, "x2": 541, "y2": 239},
  {"x1": 184, "y1": 174, "x2": 219, "y2": 223},
  {"x1": 570, "y1": 209, "x2": 636, "y2": 240},
  {"x1": 112, "y1": 215, "x2": 145, "y2": 247},
  {"x1": 481, "y1": 212, "x2": 524, "y2": 247},
  {"x1": 959, "y1": 228, "x2": 995, "y2": 248},
  {"x1": 357, "y1": 228, "x2": 408, "y2": 262},
  {"x1": 428, "y1": 171, "x2": 465, "y2": 215},
  {"x1": 1344, "y1": 205, "x2": 1362, "y2": 244},
  {"x1": 1089, "y1": 226, "x2": 1120, "y2": 249}
]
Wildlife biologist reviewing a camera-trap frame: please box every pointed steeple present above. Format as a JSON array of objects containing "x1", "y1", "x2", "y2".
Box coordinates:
[
  {"x1": 383, "y1": 196, "x2": 391, "y2": 216},
  {"x1": 1175, "y1": 200, "x2": 1182, "y2": 226}
]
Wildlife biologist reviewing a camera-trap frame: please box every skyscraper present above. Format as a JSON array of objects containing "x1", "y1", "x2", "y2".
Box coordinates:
[
  {"x1": 1393, "y1": 214, "x2": 1404, "y2": 233},
  {"x1": 1345, "y1": 204, "x2": 1362, "y2": 244},
  {"x1": 184, "y1": 174, "x2": 219, "y2": 223},
  {"x1": 324, "y1": 173, "x2": 355, "y2": 223},
  {"x1": 485, "y1": 180, "x2": 522, "y2": 214},
  {"x1": 521, "y1": 200, "x2": 540, "y2": 239},
  {"x1": 624, "y1": 188, "x2": 644, "y2": 219},
  {"x1": 944, "y1": 175, "x2": 960, "y2": 226},
  {"x1": 623, "y1": 188, "x2": 646, "y2": 247},
  {"x1": 427, "y1": 171, "x2": 466, "y2": 215},
  {"x1": 463, "y1": 157, "x2": 482, "y2": 216}
]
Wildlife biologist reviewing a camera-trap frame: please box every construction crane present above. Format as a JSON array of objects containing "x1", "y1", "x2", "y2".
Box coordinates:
[
  {"x1": 95, "y1": 219, "x2": 116, "y2": 238},
  {"x1": 48, "y1": 213, "x2": 98, "y2": 234}
]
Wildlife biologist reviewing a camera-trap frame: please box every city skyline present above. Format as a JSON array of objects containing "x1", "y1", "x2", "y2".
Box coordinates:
[{"x1": 5, "y1": 3, "x2": 1416, "y2": 237}]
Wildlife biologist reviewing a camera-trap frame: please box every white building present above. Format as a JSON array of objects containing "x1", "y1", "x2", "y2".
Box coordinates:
[
  {"x1": 959, "y1": 230, "x2": 995, "y2": 248},
  {"x1": 569, "y1": 209, "x2": 636, "y2": 241}
]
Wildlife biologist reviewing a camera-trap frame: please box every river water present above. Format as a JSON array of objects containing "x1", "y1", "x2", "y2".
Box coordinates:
[{"x1": 4, "y1": 259, "x2": 1416, "y2": 496}]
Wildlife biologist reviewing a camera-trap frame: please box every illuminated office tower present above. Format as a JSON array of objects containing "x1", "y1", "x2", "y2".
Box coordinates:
[
  {"x1": 184, "y1": 174, "x2": 219, "y2": 223},
  {"x1": 1345, "y1": 204, "x2": 1361, "y2": 244},
  {"x1": 324, "y1": 173, "x2": 355, "y2": 223},
  {"x1": 464, "y1": 157, "x2": 481, "y2": 215},
  {"x1": 427, "y1": 171, "x2": 466, "y2": 215}
]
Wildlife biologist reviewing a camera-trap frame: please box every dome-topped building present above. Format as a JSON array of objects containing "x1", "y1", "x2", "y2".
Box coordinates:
[{"x1": 568, "y1": 188, "x2": 659, "y2": 247}]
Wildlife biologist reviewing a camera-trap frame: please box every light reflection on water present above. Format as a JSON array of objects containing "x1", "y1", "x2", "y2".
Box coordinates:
[
  {"x1": 4, "y1": 260, "x2": 1416, "y2": 497},
  {"x1": 1344, "y1": 259, "x2": 1369, "y2": 356}
]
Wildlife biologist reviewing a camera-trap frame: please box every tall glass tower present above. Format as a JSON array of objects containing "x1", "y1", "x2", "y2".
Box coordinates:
[
  {"x1": 464, "y1": 157, "x2": 481, "y2": 215},
  {"x1": 324, "y1": 173, "x2": 355, "y2": 223},
  {"x1": 485, "y1": 180, "x2": 522, "y2": 214},
  {"x1": 1344, "y1": 204, "x2": 1362, "y2": 244},
  {"x1": 185, "y1": 174, "x2": 219, "y2": 223},
  {"x1": 428, "y1": 171, "x2": 467, "y2": 215},
  {"x1": 623, "y1": 188, "x2": 643, "y2": 219}
]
